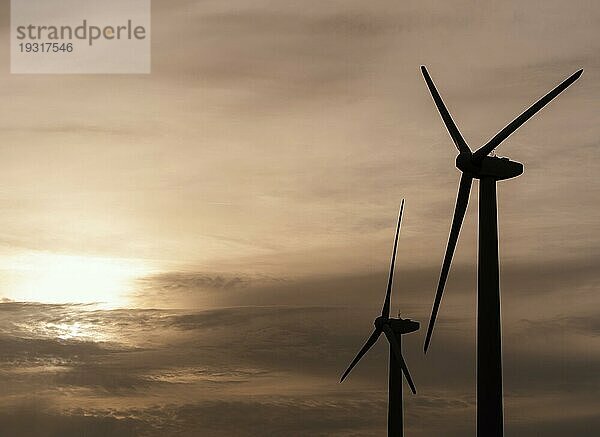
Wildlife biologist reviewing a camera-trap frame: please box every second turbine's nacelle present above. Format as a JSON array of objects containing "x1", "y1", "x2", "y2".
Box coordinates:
[
  {"x1": 374, "y1": 316, "x2": 419, "y2": 334},
  {"x1": 389, "y1": 318, "x2": 420, "y2": 334}
]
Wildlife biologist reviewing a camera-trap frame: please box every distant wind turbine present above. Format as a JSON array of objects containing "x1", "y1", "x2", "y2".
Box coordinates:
[
  {"x1": 340, "y1": 199, "x2": 419, "y2": 437},
  {"x1": 421, "y1": 65, "x2": 582, "y2": 436}
]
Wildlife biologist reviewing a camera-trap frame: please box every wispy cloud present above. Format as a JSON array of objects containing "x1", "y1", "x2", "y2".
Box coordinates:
[{"x1": 0, "y1": 294, "x2": 598, "y2": 435}]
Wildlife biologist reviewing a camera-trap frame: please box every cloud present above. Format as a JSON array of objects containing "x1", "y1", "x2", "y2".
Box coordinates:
[
  {"x1": 139, "y1": 271, "x2": 254, "y2": 293},
  {"x1": 0, "y1": 402, "x2": 140, "y2": 437},
  {"x1": 0, "y1": 288, "x2": 599, "y2": 436},
  {"x1": 110, "y1": 396, "x2": 388, "y2": 437},
  {"x1": 133, "y1": 272, "x2": 284, "y2": 308},
  {"x1": 519, "y1": 315, "x2": 600, "y2": 338}
]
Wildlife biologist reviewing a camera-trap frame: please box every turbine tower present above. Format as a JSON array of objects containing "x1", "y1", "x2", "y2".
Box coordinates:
[
  {"x1": 340, "y1": 199, "x2": 419, "y2": 437},
  {"x1": 420, "y1": 66, "x2": 582, "y2": 436}
]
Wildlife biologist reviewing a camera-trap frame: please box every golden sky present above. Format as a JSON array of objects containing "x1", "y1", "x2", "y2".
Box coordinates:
[{"x1": 0, "y1": 0, "x2": 598, "y2": 435}]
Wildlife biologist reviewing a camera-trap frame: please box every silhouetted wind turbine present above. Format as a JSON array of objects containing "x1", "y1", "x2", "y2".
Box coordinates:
[
  {"x1": 421, "y1": 65, "x2": 582, "y2": 436},
  {"x1": 340, "y1": 199, "x2": 419, "y2": 437}
]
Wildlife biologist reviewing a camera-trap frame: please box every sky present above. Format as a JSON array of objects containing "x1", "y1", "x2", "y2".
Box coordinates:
[{"x1": 0, "y1": 0, "x2": 598, "y2": 435}]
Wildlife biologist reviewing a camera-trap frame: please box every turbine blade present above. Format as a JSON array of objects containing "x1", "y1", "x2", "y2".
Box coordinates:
[
  {"x1": 340, "y1": 329, "x2": 382, "y2": 383},
  {"x1": 473, "y1": 69, "x2": 583, "y2": 160},
  {"x1": 424, "y1": 173, "x2": 473, "y2": 353},
  {"x1": 421, "y1": 66, "x2": 471, "y2": 155},
  {"x1": 382, "y1": 324, "x2": 417, "y2": 394},
  {"x1": 382, "y1": 199, "x2": 405, "y2": 318}
]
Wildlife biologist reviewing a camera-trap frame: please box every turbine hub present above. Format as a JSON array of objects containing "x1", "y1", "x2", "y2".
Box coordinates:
[
  {"x1": 455, "y1": 153, "x2": 479, "y2": 174},
  {"x1": 374, "y1": 316, "x2": 388, "y2": 330}
]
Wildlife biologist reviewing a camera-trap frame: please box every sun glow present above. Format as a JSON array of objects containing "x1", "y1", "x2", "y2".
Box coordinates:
[{"x1": 1, "y1": 252, "x2": 152, "y2": 307}]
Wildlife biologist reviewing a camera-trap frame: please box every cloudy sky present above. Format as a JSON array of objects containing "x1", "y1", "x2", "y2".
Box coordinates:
[{"x1": 0, "y1": 0, "x2": 598, "y2": 435}]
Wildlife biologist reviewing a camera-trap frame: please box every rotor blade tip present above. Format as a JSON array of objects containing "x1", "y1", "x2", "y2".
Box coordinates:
[{"x1": 575, "y1": 68, "x2": 584, "y2": 78}]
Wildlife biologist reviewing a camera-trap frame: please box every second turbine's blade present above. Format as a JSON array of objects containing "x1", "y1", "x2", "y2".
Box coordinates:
[
  {"x1": 424, "y1": 173, "x2": 473, "y2": 352},
  {"x1": 473, "y1": 69, "x2": 583, "y2": 160},
  {"x1": 382, "y1": 324, "x2": 417, "y2": 394},
  {"x1": 340, "y1": 329, "x2": 382, "y2": 382},
  {"x1": 382, "y1": 199, "x2": 405, "y2": 318},
  {"x1": 421, "y1": 66, "x2": 471, "y2": 155}
]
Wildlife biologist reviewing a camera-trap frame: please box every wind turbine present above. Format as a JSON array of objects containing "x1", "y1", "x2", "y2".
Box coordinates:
[
  {"x1": 420, "y1": 65, "x2": 582, "y2": 436},
  {"x1": 340, "y1": 199, "x2": 419, "y2": 437}
]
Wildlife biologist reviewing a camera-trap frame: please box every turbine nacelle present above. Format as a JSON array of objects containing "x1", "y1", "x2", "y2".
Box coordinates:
[
  {"x1": 376, "y1": 315, "x2": 420, "y2": 334},
  {"x1": 389, "y1": 318, "x2": 420, "y2": 335},
  {"x1": 456, "y1": 153, "x2": 523, "y2": 180},
  {"x1": 477, "y1": 156, "x2": 523, "y2": 180}
]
